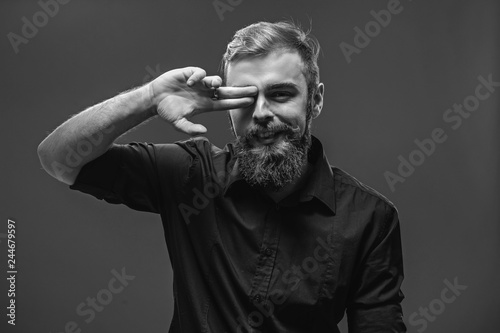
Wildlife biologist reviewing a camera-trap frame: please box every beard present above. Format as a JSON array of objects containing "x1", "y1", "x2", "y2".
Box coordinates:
[{"x1": 232, "y1": 117, "x2": 312, "y2": 192}]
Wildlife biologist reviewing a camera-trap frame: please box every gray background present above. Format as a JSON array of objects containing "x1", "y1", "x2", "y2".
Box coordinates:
[{"x1": 1, "y1": 0, "x2": 499, "y2": 332}]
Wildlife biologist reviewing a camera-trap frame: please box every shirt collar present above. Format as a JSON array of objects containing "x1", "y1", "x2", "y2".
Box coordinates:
[
  {"x1": 298, "y1": 136, "x2": 336, "y2": 214},
  {"x1": 223, "y1": 136, "x2": 336, "y2": 215}
]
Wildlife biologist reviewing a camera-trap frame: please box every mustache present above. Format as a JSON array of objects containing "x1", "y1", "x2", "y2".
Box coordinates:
[{"x1": 242, "y1": 122, "x2": 301, "y2": 141}]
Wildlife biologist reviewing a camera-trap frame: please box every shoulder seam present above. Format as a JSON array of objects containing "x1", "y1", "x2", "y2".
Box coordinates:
[{"x1": 331, "y1": 166, "x2": 397, "y2": 210}]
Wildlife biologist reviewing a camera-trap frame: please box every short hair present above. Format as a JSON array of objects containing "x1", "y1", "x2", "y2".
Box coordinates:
[{"x1": 221, "y1": 21, "x2": 321, "y2": 105}]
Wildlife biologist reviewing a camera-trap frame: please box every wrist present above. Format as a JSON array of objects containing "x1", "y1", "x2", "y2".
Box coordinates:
[{"x1": 139, "y1": 82, "x2": 157, "y2": 116}]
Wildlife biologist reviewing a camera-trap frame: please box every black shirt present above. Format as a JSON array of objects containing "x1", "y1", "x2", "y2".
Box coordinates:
[{"x1": 70, "y1": 135, "x2": 406, "y2": 333}]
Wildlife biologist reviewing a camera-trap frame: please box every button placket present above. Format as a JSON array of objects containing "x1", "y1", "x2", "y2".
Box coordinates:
[{"x1": 249, "y1": 204, "x2": 281, "y2": 302}]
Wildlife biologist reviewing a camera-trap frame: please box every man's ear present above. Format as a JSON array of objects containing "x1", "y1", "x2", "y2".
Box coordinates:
[{"x1": 311, "y1": 83, "x2": 324, "y2": 119}]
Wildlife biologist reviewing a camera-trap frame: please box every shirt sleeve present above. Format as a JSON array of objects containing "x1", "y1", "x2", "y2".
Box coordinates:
[
  {"x1": 69, "y1": 142, "x2": 193, "y2": 214},
  {"x1": 346, "y1": 204, "x2": 407, "y2": 333}
]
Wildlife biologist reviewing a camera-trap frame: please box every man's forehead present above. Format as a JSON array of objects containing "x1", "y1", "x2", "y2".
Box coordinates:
[{"x1": 225, "y1": 50, "x2": 307, "y2": 88}]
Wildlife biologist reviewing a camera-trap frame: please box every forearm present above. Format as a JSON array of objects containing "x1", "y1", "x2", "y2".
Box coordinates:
[
  {"x1": 37, "y1": 84, "x2": 155, "y2": 185},
  {"x1": 37, "y1": 66, "x2": 257, "y2": 185}
]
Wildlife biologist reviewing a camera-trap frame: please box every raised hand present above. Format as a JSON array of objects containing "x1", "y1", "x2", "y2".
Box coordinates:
[{"x1": 149, "y1": 66, "x2": 257, "y2": 135}]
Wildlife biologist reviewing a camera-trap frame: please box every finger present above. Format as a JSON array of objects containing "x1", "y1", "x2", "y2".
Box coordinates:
[
  {"x1": 217, "y1": 86, "x2": 258, "y2": 99},
  {"x1": 186, "y1": 67, "x2": 207, "y2": 86},
  {"x1": 172, "y1": 117, "x2": 208, "y2": 135},
  {"x1": 211, "y1": 97, "x2": 255, "y2": 111},
  {"x1": 202, "y1": 76, "x2": 222, "y2": 89}
]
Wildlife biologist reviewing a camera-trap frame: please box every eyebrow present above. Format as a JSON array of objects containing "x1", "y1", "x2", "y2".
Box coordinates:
[{"x1": 266, "y1": 82, "x2": 299, "y2": 91}]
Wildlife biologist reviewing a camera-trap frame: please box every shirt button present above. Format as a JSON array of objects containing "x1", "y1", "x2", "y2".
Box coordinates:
[
  {"x1": 265, "y1": 247, "x2": 273, "y2": 256},
  {"x1": 253, "y1": 295, "x2": 262, "y2": 303}
]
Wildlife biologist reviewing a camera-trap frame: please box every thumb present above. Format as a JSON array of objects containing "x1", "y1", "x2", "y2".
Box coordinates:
[{"x1": 172, "y1": 117, "x2": 208, "y2": 136}]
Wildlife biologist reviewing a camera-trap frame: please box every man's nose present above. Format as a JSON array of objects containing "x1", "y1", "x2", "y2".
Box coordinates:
[{"x1": 252, "y1": 97, "x2": 274, "y2": 123}]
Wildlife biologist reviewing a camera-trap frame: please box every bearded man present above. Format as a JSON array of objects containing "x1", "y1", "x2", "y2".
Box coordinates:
[{"x1": 38, "y1": 21, "x2": 406, "y2": 333}]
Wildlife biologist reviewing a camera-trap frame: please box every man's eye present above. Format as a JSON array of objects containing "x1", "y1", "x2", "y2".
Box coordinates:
[{"x1": 271, "y1": 92, "x2": 292, "y2": 100}]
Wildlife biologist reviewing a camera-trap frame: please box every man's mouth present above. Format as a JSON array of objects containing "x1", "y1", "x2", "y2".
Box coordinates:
[{"x1": 253, "y1": 131, "x2": 284, "y2": 145}]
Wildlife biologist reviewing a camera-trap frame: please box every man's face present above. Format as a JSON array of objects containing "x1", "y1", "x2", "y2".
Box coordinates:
[
  {"x1": 226, "y1": 50, "x2": 309, "y2": 143},
  {"x1": 226, "y1": 50, "x2": 322, "y2": 190}
]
